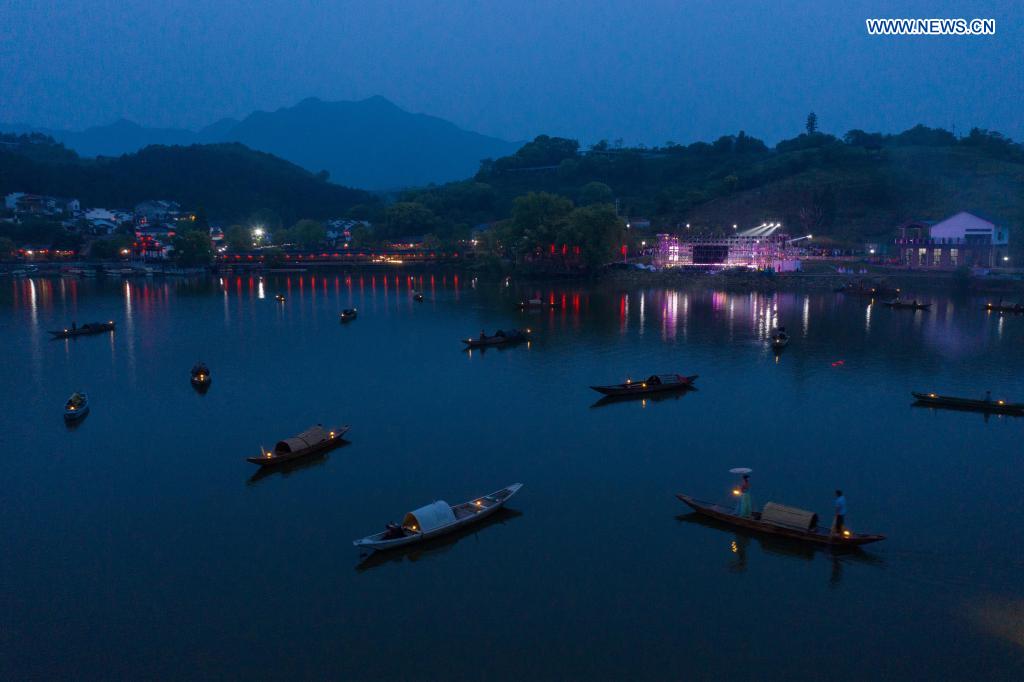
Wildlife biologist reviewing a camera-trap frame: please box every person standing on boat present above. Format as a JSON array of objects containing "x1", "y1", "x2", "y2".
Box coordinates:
[
  {"x1": 734, "y1": 474, "x2": 752, "y2": 517},
  {"x1": 833, "y1": 490, "x2": 847, "y2": 535}
]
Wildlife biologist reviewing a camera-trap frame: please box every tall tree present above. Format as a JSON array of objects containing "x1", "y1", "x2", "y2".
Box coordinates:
[{"x1": 806, "y1": 112, "x2": 818, "y2": 135}]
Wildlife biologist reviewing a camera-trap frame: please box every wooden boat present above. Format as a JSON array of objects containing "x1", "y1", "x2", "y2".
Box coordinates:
[
  {"x1": 246, "y1": 424, "x2": 349, "y2": 466},
  {"x1": 64, "y1": 392, "x2": 89, "y2": 421},
  {"x1": 590, "y1": 374, "x2": 697, "y2": 397},
  {"x1": 413, "y1": 292, "x2": 425, "y2": 302},
  {"x1": 275, "y1": 294, "x2": 286, "y2": 302},
  {"x1": 770, "y1": 327, "x2": 789, "y2": 349},
  {"x1": 353, "y1": 483, "x2": 523, "y2": 552},
  {"x1": 339, "y1": 308, "x2": 358, "y2": 322},
  {"x1": 49, "y1": 321, "x2": 116, "y2": 339},
  {"x1": 984, "y1": 301, "x2": 1024, "y2": 313},
  {"x1": 676, "y1": 494, "x2": 885, "y2": 547},
  {"x1": 190, "y1": 362, "x2": 211, "y2": 388},
  {"x1": 518, "y1": 297, "x2": 559, "y2": 309},
  {"x1": 883, "y1": 299, "x2": 931, "y2": 310},
  {"x1": 462, "y1": 328, "x2": 530, "y2": 348},
  {"x1": 911, "y1": 391, "x2": 1024, "y2": 415}
]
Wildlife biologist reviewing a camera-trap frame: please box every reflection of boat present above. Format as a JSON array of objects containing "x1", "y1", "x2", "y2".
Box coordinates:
[
  {"x1": 49, "y1": 321, "x2": 115, "y2": 339},
  {"x1": 591, "y1": 388, "x2": 697, "y2": 408},
  {"x1": 357, "y1": 508, "x2": 523, "y2": 571},
  {"x1": 883, "y1": 299, "x2": 931, "y2": 310},
  {"x1": 246, "y1": 424, "x2": 349, "y2": 466},
  {"x1": 462, "y1": 329, "x2": 530, "y2": 348},
  {"x1": 353, "y1": 483, "x2": 523, "y2": 552},
  {"x1": 912, "y1": 391, "x2": 1024, "y2": 415},
  {"x1": 518, "y1": 297, "x2": 558, "y2": 309},
  {"x1": 339, "y1": 308, "x2": 358, "y2": 322},
  {"x1": 675, "y1": 494, "x2": 885, "y2": 548},
  {"x1": 247, "y1": 450, "x2": 334, "y2": 485},
  {"x1": 190, "y1": 362, "x2": 211, "y2": 389},
  {"x1": 590, "y1": 374, "x2": 697, "y2": 397},
  {"x1": 64, "y1": 392, "x2": 89, "y2": 421},
  {"x1": 770, "y1": 327, "x2": 789, "y2": 350}
]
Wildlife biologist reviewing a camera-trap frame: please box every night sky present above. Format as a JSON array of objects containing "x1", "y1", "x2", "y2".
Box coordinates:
[{"x1": 1, "y1": 0, "x2": 1020, "y2": 144}]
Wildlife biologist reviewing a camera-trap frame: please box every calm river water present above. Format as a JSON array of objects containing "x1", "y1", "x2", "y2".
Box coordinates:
[{"x1": 1, "y1": 271, "x2": 1023, "y2": 680}]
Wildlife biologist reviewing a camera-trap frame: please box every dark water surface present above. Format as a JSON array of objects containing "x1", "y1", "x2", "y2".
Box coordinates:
[{"x1": 2, "y1": 272, "x2": 1023, "y2": 680}]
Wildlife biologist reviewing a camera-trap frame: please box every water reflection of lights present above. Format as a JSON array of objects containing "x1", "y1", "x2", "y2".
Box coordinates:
[
  {"x1": 257, "y1": 278, "x2": 265, "y2": 299},
  {"x1": 802, "y1": 296, "x2": 809, "y2": 336},
  {"x1": 730, "y1": 541, "x2": 739, "y2": 554},
  {"x1": 639, "y1": 292, "x2": 645, "y2": 333},
  {"x1": 865, "y1": 302, "x2": 872, "y2": 333},
  {"x1": 662, "y1": 291, "x2": 678, "y2": 341}
]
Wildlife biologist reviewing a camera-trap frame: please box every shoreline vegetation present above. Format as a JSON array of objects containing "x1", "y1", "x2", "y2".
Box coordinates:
[{"x1": 2, "y1": 117, "x2": 1022, "y2": 272}]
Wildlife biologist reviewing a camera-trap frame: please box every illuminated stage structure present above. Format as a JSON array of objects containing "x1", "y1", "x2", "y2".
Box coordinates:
[{"x1": 655, "y1": 223, "x2": 804, "y2": 271}]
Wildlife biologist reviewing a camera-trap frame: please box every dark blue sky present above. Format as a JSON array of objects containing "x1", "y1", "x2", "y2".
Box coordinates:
[{"x1": 1, "y1": 0, "x2": 1020, "y2": 145}]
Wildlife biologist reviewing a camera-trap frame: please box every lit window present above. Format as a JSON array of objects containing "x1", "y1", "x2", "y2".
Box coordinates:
[{"x1": 950, "y1": 249, "x2": 958, "y2": 266}]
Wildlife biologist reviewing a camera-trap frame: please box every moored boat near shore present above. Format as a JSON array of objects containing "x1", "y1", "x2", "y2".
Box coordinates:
[
  {"x1": 676, "y1": 494, "x2": 885, "y2": 548},
  {"x1": 984, "y1": 301, "x2": 1024, "y2": 313},
  {"x1": 518, "y1": 297, "x2": 559, "y2": 309},
  {"x1": 911, "y1": 391, "x2": 1024, "y2": 415},
  {"x1": 590, "y1": 374, "x2": 697, "y2": 397},
  {"x1": 353, "y1": 483, "x2": 523, "y2": 552},
  {"x1": 340, "y1": 308, "x2": 358, "y2": 322},
  {"x1": 883, "y1": 299, "x2": 931, "y2": 310},
  {"x1": 246, "y1": 424, "x2": 349, "y2": 466}
]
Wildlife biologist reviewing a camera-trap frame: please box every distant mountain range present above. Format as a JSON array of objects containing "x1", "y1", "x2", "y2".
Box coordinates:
[{"x1": 1, "y1": 96, "x2": 521, "y2": 190}]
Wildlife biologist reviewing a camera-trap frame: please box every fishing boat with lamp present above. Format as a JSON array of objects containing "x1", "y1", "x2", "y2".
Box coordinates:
[
  {"x1": 462, "y1": 328, "x2": 530, "y2": 348},
  {"x1": 984, "y1": 301, "x2": 1024, "y2": 313},
  {"x1": 339, "y1": 308, "x2": 358, "y2": 322},
  {"x1": 64, "y1": 392, "x2": 89, "y2": 421},
  {"x1": 590, "y1": 374, "x2": 697, "y2": 397},
  {"x1": 413, "y1": 291, "x2": 425, "y2": 302},
  {"x1": 353, "y1": 483, "x2": 523, "y2": 552},
  {"x1": 49, "y1": 320, "x2": 116, "y2": 339},
  {"x1": 770, "y1": 326, "x2": 790, "y2": 350},
  {"x1": 275, "y1": 294, "x2": 286, "y2": 303},
  {"x1": 911, "y1": 391, "x2": 1024, "y2": 415},
  {"x1": 190, "y1": 362, "x2": 211, "y2": 389},
  {"x1": 676, "y1": 493, "x2": 885, "y2": 548},
  {"x1": 246, "y1": 424, "x2": 349, "y2": 466}
]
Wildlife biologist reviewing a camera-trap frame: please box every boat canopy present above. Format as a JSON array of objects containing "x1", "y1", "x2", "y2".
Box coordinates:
[
  {"x1": 402, "y1": 501, "x2": 455, "y2": 532},
  {"x1": 274, "y1": 425, "x2": 328, "y2": 454},
  {"x1": 651, "y1": 375, "x2": 682, "y2": 385},
  {"x1": 761, "y1": 502, "x2": 818, "y2": 531}
]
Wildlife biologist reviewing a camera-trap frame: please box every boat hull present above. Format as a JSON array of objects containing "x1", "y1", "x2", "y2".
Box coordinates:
[
  {"x1": 354, "y1": 484, "x2": 523, "y2": 551},
  {"x1": 246, "y1": 426, "x2": 350, "y2": 466},
  {"x1": 676, "y1": 494, "x2": 885, "y2": 547},
  {"x1": 590, "y1": 375, "x2": 698, "y2": 397},
  {"x1": 911, "y1": 392, "x2": 1024, "y2": 415}
]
